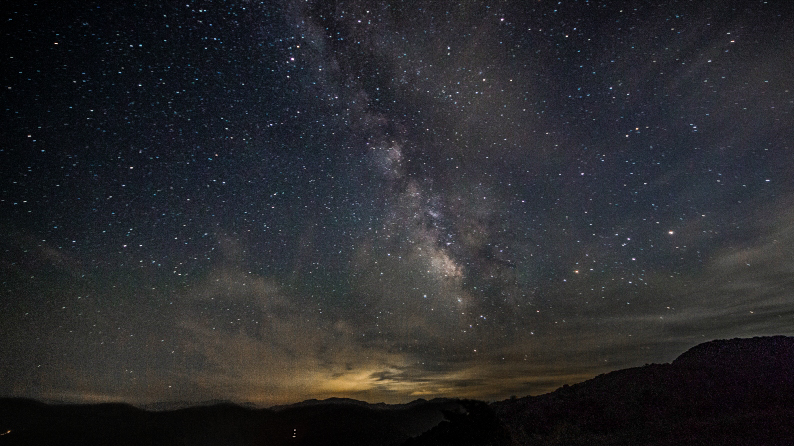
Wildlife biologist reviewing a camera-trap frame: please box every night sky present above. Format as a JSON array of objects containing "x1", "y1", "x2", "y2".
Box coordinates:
[{"x1": 2, "y1": 0, "x2": 793, "y2": 406}]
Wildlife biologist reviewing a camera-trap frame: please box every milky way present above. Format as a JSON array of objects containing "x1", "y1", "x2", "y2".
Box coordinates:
[{"x1": 1, "y1": 0, "x2": 793, "y2": 405}]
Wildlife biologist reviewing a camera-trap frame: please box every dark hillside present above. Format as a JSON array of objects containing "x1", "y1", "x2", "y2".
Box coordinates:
[{"x1": 492, "y1": 336, "x2": 794, "y2": 445}]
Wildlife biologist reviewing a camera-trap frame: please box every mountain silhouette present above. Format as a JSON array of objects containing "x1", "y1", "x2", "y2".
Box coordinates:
[{"x1": 0, "y1": 336, "x2": 791, "y2": 445}]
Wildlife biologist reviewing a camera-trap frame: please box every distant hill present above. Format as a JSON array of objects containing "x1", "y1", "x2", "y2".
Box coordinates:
[
  {"x1": 0, "y1": 395, "x2": 491, "y2": 446},
  {"x1": 0, "y1": 336, "x2": 791, "y2": 445}
]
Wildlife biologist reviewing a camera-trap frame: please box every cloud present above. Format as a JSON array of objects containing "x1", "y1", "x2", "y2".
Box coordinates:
[
  {"x1": 694, "y1": 199, "x2": 794, "y2": 326},
  {"x1": 161, "y1": 195, "x2": 794, "y2": 405},
  {"x1": 0, "y1": 226, "x2": 86, "y2": 280},
  {"x1": 173, "y1": 262, "x2": 451, "y2": 404}
]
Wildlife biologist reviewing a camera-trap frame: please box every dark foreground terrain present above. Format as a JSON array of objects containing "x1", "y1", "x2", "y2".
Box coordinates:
[{"x1": 1, "y1": 336, "x2": 792, "y2": 445}]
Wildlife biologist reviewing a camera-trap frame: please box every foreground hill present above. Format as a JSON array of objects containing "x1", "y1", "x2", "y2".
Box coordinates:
[
  {"x1": 493, "y1": 335, "x2": 794, "y2": 445},
  {"x1": 0, "y1": 336, "x2": 791, "y2": 445}
]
